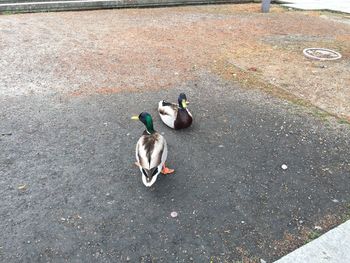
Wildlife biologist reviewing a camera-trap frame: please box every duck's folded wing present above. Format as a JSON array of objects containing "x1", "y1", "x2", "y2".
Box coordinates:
[
  {"x1": 149, "y1": 134, "x2": 166, "y2": 168},
  {"x1": 158, "y1": 101, "x2": 178, "y2": 117}
]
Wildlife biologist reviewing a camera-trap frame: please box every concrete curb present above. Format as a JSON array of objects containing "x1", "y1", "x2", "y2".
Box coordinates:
[
  {"x1": 274, "y1": 220, "x2": 350, "y2": 263},
  {"x1": 0, "y1": 0, "x2": 251, "y2": 13}
]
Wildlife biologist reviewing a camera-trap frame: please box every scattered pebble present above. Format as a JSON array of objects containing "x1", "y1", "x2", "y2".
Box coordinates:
[
  {"x1": 314, "y1": 226, "x2": 322, "y2": 230},
  {"x1": 281, "y1": 164, "x2": 288, "y2": 170},
  {"x1": 60, "y1": 217, "x2": 66, "y2": 221},
  {"x1": 18, "y1": 184, "x2": 27, "y2": 190},
  {"x1": 218, "y1": 145, "x2": 224, "y2": 148},
  {"x1": 241, "y1": 221, "x2": 245, "y2": 224},
  {"x1": 332, "y1": 199, "x2": 339, "y2": 203},
  {"x1": 170, "y1": 211, "x2": 178, "y2": 218},
  {"x1": 260, "y1": 259, "x2": 267, "y2": 263}
]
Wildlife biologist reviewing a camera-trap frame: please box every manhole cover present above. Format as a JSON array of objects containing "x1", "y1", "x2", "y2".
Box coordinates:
[{"x1": 303, "y1": 48, "x2": 342, "y2": 61}]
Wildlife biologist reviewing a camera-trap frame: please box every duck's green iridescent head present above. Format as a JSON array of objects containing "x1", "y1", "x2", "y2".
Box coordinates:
[
  {"x1": 178, "y1": 93, "x2": 189, "y2": 109},
  {"x1": 131, "y1": 112, "x2": 155, "y2": 134}
]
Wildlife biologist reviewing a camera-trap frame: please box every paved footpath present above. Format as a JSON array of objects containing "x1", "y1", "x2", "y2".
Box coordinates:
[
  {"x1": 278, "y1": 0, "x2": 350, "y2": 14},
  {"x1": 275, "y1": 220, "x2": 350, "y2": 263}
]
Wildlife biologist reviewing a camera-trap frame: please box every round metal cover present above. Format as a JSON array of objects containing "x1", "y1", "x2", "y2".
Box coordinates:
[{"x1": 303, "y1": 48, "x2": 342, "y2": 61}]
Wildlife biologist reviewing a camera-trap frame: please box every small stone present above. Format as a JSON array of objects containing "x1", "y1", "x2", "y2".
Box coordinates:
[
  {"x1": 60, "y1": 217, "x2": 66, "y2": 221},
  {"x1": 314, "y1": 226, "x2": 322, "y2": 230},
  {"x1": 332, "y1": 199, "x2": 339, "y2": 203},
  {"x1": 18, "y1": 184, "x2": 27, "y2": 190},
  {"x1": 241, "y1": 221, "x2": 245, "y2": 224},
  {"x1": 126, "y1": 256, "x2": 130, "y2": 261},
  {"x1": 218, "y1": 145, "x2": 224, "y2": 148},
  {"x1": 281, "y1": 164, "x2": 288, "y2": 170},
  {"x1": 170, "y1": 211, "x2": 178, "y2": 218},
  {"x1": 260, "y1": 259, "x2": 267, "y2": 263}
]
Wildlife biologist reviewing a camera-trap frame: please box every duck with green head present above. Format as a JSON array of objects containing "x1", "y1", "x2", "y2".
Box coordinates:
[
  {"x1": 158, "y1": 93, "x2": 192, "y2": 130},
  {"x1": 132, "y1": 112, "x2": 174, "y2": 187}
]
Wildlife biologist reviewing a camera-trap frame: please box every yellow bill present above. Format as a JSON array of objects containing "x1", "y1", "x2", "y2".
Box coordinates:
[
  {"x1": 181, "y1": 99, "x2": 188, "y2": 108},
  {"x1": 131, "y1": 116, "x2": 139, "y2": 120}
]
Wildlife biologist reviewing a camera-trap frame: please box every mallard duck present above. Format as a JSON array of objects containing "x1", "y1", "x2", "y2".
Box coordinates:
[
  {"x1": 158, "y1": 93, "x2": 193, "y2": 130},
  {"x1": 131, "y1": 112, "x2": 174, "y2": 187}
]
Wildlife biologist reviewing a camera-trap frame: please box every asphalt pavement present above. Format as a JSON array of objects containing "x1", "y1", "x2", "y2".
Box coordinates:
[{"x1": 1, "y1": 72, "x2": 350, "y2": 262}]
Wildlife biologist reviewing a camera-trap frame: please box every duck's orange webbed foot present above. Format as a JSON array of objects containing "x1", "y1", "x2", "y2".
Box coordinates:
[{"x1": 161, "y1": 163, "x2": 175, "y2": 175}]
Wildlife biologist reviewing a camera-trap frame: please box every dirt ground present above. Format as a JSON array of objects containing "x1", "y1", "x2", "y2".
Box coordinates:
[{"x1": 1, "y1": 4, "x2": 349, "y2": 120}]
